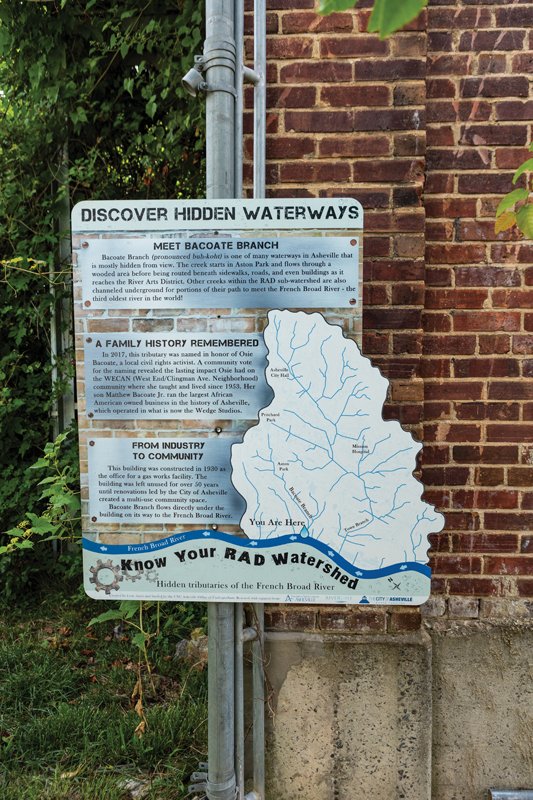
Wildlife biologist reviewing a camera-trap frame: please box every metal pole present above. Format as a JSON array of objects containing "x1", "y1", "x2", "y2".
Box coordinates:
[
  {"x1": 251, "y1": 2, "x2": 266, "y2": 798},
  {"x1": 57, "y1": 143, "x2": 76, "y2": 431},
  {"x1": 205, "y1": 2, "x2": 237, "y2": 799}
]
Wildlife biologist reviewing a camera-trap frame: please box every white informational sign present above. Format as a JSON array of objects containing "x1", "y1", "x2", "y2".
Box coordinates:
[{"x1": 73, "y1": 198, "x2": 443, "y2": 604}]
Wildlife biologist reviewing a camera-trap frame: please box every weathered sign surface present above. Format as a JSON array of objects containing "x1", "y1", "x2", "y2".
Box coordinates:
[{"x1": 72, "y1": 198, "x2": 442, "y2": 604}]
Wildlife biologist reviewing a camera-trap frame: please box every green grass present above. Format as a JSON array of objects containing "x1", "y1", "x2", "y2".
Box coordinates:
[{"x1": 0, "y1": 593, "x2": 207, "y2": 799}]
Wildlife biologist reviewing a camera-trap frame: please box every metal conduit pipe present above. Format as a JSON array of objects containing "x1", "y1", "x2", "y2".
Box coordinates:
[
  {"x1": 205, "y1": 2, "x2": 237, "y2": 799},
  {"x1": 489, "y1": 792, "x2": 533, "y2": 799},
  {"x1": 250, "y1": 1, "x2": 267, "y2": 797}
]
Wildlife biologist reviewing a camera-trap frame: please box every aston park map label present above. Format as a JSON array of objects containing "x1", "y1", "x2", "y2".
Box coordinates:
[{"x1": 72, "y1": 199, "x2": 443, "y2": 604}]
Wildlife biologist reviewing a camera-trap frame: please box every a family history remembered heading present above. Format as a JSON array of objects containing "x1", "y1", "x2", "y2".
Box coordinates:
[{"x1": 72, "y1": 198, "x2": 363, "y2": 230}]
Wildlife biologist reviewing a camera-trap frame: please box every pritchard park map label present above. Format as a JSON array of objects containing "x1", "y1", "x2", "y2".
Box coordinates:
[{"x1": 73, "y1": 198, "x2": 443, "y2": 604}]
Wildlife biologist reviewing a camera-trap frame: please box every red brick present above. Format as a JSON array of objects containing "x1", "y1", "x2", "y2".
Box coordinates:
[
  {"x1": 455, "y1": 267, "x2": 521, "y2": 287},
  {"x1": 320, "y1": 85, "x2": 391, "y2": 107},
  {"x1": 281, "y1": 11, "x2": 354, "y2": 34},
  {"x1": 479, "y1": 335, "x2": 511, "y2": 355},
  {"x1": 422, "y1": 445, "x2": 450, "y2": 465},
  {"x1": 442, "y1": 512, "x2": 480, "y2": 532},
  {"x1": 363, "y1": 331, "x2": 389, "y2": 354},
  {"x1": 489, "y1": 383, "x2": 533, "y2": 401},
  {"x1": 320, "y1": 36, "x2": 389, "y2": 58},
  {"x1": 485, "y1": 513, "x2": 533, "y2": 531},
  {"x1": 428, "y1": 54, "x2": 471, "y2": 75},
  {"x1": 517, "y1": 579, "x2": 533, "y2": 597},
  {"x1": 280, "y1": 62, "x2": 352, "y2": 84},
  {"x1": 427, "y1": 79, "x2": 456, "y2": 99},
  {"x1": 264, "y1": 136, "x2": 315, "y2": 159},
  {"x1": 370, "y1": 258, "x2": 419, "y2": 282},
  {"x1": 427, "y1": 7, "x2": 492, "y2": 28},
  {"x1": 425, "y1": 268, "x2": 452, "y2": 287},
  {"x1": 493, "y1": 289, "x2": 533, "y2": 309},
  {"x1": 474, "y1": 467, "x2": 505, "y2": 486},
  {"x1": 508, "y1": 467, "x2": 533, "y2": 486},
  {"x1": 453, "y1": 490, "x2": 519, "y2": 510},
  {"x1": 421, "y1": 360, "x2": 451, "y2": 378},
  {"x1": 462, "y1": 75, "x2": 529, "y2": 99},
  {"x1": 458, "y1": 172, "x2": 517, "y2": 194},
  {"x1": 388, "y1": 611, "x2": 422, "y2": 632},
  {"x1": 425, "y1": 198, "x2": 477, "y2": 218},
  {"x1": 394, "y1": 133, "x2": 426, "y2": 157},
  {"x1": 423, "y1": 467, "x2": 471, "y2": 485},
  {"x1": 455, "y1": 359, "x2": 520, "y2": 378},
  {"x1": 279, "y1": 162, "x2": 351, "y2": 183},
  {"x1": 266, "y1": 37, "x2": 313, "y2": 59},
  {"x1": 394, "y1": 84, "x2": 426, "y2": 106},
  {"x1": 352, "y1": 109, "x2": 426, "y2": 131},
  {"x1": 521, "y1": 495, "x2": 533, "y2": 511},
  {"x1": 452, "y1": 445, "x2": 518, "y2": 464},
  {"x1": 459, "y1": 30, "x2": 526, "y2": 52},
  {"x1": 426, "y1": 244, "x2": 486, "y2": 264},
  {"x1": 423, "y1": 335, "x2": 476, "y2": 355},
  {"x1": 353, "y1": 58, "x2": 425, "y2": 81},
  {"x1": 425, "y1": 422, "x2": 481, "y2": 441},
  {"x1": 495, "y1": 101, "x2": 533, "y2": 121},
  {"x1": 266, "y1": 86, "x2": 317, "y2": 108},
  {"x1": 494, "y1": 6, "x2": 533, "y2": 26},
  {"x1": 487, "y1": 423, "x2": 533, "y2": 442},
  {"x1": 495, "y1": 147, "x2": 532, "y2": 170},
  {"x1": 478, "y1": 54, "x2": 507, "y2": 74},
  {"x1": 425, "y1": 289, "x2": 488, "y2": 310},
  {"x1": 427, "y1": 148, "x2": 491, "y2": 170},
  {"x1": 448, "y1": 578, "x2": 500, "y2": 596},
  {"x1": 425, "y1": 382, "x2": 483, "y2": 401},
  {"x1": 453, "y1": 312, "x2": 521, "y2": 333},
  {"x1": 365, "y1": 308, "x2": 421, "y2": 330},
  {"x1": 484, "y1": 557, "x2": 533, "y2": 576},
  {"x1": 423, "y1": 312, "x2": 453, "y2": 332},
  {"x1": 432, "y1": 555, "x2": 482, "y2": 574},
  {"x1": 318, "y1": 609, "x2": 385, "y2": 633},
  {"x1": 318, "y1": 135, "x2": 390, "y2": 158},
  {"x1": 426, "y1": 126, "x2": 455, "y2": 147},
  {"x1": 353, "y1": 159, "x2": 424, "y2": 183},
  {"x1": 452, "y1": 534, "x2": 519, "y2": 554},
  {"x1": 425, "y1": 173, "x2": 454, "y2": 193},
  {"x1": 285, "y1": 110, "x2": 353, "y2": 133},
  {"x1": 428, "y1": 31, "x2": 453, "y2": 51},
  {"x1": 459, "y1": 124, "x2": 528, "y2": 146}
]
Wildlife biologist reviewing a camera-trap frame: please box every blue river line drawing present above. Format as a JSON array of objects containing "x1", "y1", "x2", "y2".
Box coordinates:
[{"x1": 230, "y1": 310, "x2": 444, "y2": 573}]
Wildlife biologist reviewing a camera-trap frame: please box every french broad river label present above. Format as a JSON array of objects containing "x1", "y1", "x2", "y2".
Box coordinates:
[{"x1": 74, "y1": 198, "x2": 443, "y2": 604}]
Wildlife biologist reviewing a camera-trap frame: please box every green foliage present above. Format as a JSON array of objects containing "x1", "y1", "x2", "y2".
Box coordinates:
[
  {"x1": 0, "y1": 2, "x2": 205, "y2": 583},
  {"x1": 0, "y1": 596, "x2": 207, "y2": 799},
  {"x1": 495, "y1": 144, "x2": 533, "y2": 238},
  {"x1": 0, "y1": 428, "x2": 81, "y2": 557},
  {"x1": 368, "y1": 0, "x2": 427, "y2": 38},
  {"x1": 318, "y1": 0, "x2": 428, "y2": 38}
]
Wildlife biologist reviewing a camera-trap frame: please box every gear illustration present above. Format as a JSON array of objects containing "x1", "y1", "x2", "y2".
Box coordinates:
[
  {"x1": 89, "y1": 559, "x2": 123, "y2": 595},
  {"x1": 145, "y1": 570, "x2": 159, "y2": 583},
  {"x1": 122, "y1": 568, "x2": 143, "y2": 582}
]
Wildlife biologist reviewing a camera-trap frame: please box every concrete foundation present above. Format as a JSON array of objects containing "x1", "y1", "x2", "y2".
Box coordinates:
[{"x1": 264, "y1": 623, "x2": 533, "y2": 800}]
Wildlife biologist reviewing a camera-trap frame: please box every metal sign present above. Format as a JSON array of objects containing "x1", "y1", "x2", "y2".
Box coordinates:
[{"x1": 73, "y1": 198, "x2": 442, "y2": 604}]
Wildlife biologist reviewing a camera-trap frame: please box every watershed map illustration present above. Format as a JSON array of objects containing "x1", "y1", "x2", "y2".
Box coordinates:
[{"x1": 230, "y1": 309, "x2": 444, "y2": 604}]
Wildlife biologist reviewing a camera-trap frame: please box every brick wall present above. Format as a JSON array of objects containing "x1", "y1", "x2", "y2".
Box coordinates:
[{"x1": 245, "y1": 0, "x2": 533, "y2": 630}]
